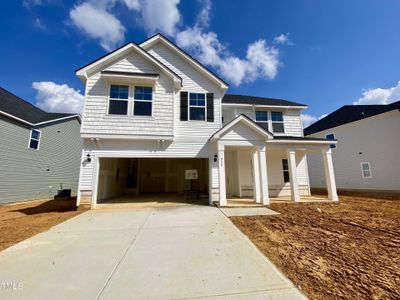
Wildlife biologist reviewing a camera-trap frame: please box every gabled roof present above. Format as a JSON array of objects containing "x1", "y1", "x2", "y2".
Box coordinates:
[
  {"x1": 140, "y1": 33, "x2": 229, "y2": 89},
  {"x1": 304, "y1": 101, "x2": 400, "y2": 136},
  {"x1": 222, "y1": 94, "x2": 307, "y2": 108},
  {"x1": 210, "y1": 114, "x2": 273, "y2": 141},
  {"x1": 0, "y1": 87, "x2": 80, "y2": 126},
  {"x1": 75, "y1": 41, "x2": 182, "y2": 87}
]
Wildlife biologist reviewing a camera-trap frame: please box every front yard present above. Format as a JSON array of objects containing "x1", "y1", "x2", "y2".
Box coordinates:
[
  {"x1": 231, "y1": 195, "x2": 400, "y2": 300},
  {"x1": 0, "y1": 198, "x2": 87, "y2": 251}
]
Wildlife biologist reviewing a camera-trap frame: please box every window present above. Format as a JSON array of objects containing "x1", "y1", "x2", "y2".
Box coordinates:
[
  {"x1": 109, "y1": 85, "x2": 129, "y2": 115},
  {"x1": 361, "y1": 162, "x2": 372, "y2": 178},
  {"x1": 189, "y1": 93, "x2": 206, "y2": 121},
  {"x1": 271, "y1": 111, "x2": 285, "y2": 133},
  {"x1": 255, "y1": 111, "x2": 269, "y2": 130},
  {"x1": 134, "y1": 86, "x2": 152, "y2": 116},
  {"x1": 326, "y1": 133, "x2": 336, "y2": 149},
  {"x1": 29, "y1": 129, "x2": 41, "y2": 150},
  {"x1": 282, "y1": 159, "x2": 290, "y2": 182}
]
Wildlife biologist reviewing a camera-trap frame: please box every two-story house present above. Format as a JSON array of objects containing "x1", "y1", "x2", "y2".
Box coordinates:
[{"x1": 76, "y1": 34, "x2": 338, "y2": 208}]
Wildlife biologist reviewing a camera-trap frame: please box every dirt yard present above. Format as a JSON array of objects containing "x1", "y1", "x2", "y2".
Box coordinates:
[
  {"x1": 0, "y1": 198, "x2": 87, "y2": 251},
  {"x1": 231, "y1": 196, "x2": 400, "y2": 300}
]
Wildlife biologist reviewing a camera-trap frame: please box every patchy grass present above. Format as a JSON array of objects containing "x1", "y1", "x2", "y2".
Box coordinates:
[
  {"x1": 231, "y1": 195, "x2": 400, "y2": 300},
  {"x1": 0, "y1": 198, "x2": 87, "y2": 251}
]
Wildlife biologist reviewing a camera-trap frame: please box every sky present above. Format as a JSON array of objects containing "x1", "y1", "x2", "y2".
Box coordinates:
[{"x1": 1, "y1": 0, "x2": 400, "y2": 127}]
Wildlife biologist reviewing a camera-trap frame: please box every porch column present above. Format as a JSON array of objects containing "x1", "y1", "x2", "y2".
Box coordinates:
[
  {"x1": 322, "y1": 148, "x2": 338, "y2": 201},
  {"x1": 252, "y1": 149, "x2": 261, "y2": 203},
  {"x1": 286, "y1": 149, "x2": 300, "y2": 202},
  {"x1": 258, "y1": 146, "x2": 270, "y2": 205},
  {"x1": 218, "y1": 143, "x2": 227, "y2": 206}
]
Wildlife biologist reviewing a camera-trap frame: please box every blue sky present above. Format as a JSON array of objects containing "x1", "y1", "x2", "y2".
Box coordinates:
[{"x1": 1, "y1": 0, "x2": 400, "y2": 126}]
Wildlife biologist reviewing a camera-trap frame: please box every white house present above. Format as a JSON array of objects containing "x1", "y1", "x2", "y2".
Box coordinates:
[
  {"x1": 76, "y1": 33, "x2": 338, "y2": 209},
  {"x1": 305, "y1": 101, "x2": 400, "y2": 194}
]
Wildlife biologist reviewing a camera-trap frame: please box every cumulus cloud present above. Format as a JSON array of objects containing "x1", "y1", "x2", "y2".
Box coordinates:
[
  {"x1": 33, "y1": 17, "x2": 47, "y2": 31},
  {"x1": 273, "y1": 33, "x2": 292, "y2": 45},
  {"x1": 22, "y1": 0, "x2": 43, "y2": 8},
  {"x1": 33, "y1": 81, "x2": 85, "y2": 114},
  {"x1": 301, "y1": 113, "x2": 327, "y2": 128},
  {"x1": 353, "y1": 81, "x2": 400, "y2": 105},
  {"x1": 176, "y1": 27, "x2": 279, "y2": 85},
  {"x1": 69, "y1": 1, "x2": 126, "y2": 51}
]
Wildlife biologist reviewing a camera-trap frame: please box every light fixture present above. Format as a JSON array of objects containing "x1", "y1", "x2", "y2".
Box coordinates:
[{"x1": 86, "y1": 153, "x2": 91, "y2": 162}]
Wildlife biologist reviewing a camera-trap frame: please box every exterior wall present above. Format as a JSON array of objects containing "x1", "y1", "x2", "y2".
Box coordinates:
[
  {"x1": 81, "y1": 52, "x2": 175, "y2": 137},
  {"x1": 222, "y1": 105, "x2": 303, "y2": 136},
  {"x1": 307, "y1": 109, "x2": 400, "y2": 191},
  {"x1": 0, "y1": 115, "x2": 82, "y2": 204}
]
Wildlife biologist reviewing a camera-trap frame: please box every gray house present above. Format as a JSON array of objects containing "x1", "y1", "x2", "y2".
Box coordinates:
[{"x1": 0, "y1": 87, "x2": 82, "y2": 204}]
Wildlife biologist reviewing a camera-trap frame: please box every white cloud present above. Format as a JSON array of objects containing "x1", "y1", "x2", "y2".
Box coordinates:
[
  {"x1": 122, "y1": 0, "x2": 141, "y2": 10},
  {"x1": 353, "y1": 81, "x2": 400, "y2": 105},
  {"x1": 22, "y1": 0, "x2": 43, "y2": 8},
  {"x1": 196, "y1": 0, "x2": 211, "y2": 28},
  {"x1": 33, "y1": 17, "x2": 47, "y2": 31},
  {"x1": 176, "y1": 27, "x2": 279, "y2": 85},
  {"x1": 301, "y1": 113, "x2": 327, "y2": 128},
  {"x1": 138, "y1": 0, "x2": 181, "y2": 36},
  {"x1": 32, "y1": 81, "x2": 85, "y2": 114},
  {"x1": 69, "y1": 2, "x2": 126, "y2": 51},
  {"x1": 273, "y1": 33, "x2": 292, "y2": 45}
]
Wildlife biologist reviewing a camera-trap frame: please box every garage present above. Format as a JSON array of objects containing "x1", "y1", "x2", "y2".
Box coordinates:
[{"x1": 95, "y1": 158, "x2": 209, "y2": 205}]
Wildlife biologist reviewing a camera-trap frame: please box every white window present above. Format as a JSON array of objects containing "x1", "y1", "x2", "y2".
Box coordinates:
[
  {"x1": 282, "y1": 159, "x2": 290, "y2": 182},
  {"x1": 271, "y1": 111, "x2": 285, "y2": 133},
  {"x1": 108, "y1": 85, "x2": 129, "y2": 115},
  {"x1": 326, "y1": 133, "x2": 336, "y2": 149},
  {"x1": 255, "y1": 111, "x2": 269, "y2": 130},
  {"x1": 189, "y1": 93, "x2": 206, "y2": 121},
  {"x1": 134, "y1": 86, "x2": 152, "y2": 116},
  {"x1": 361, "y1": 162, "x2": 372, "y2": 178},
  {"x1": 29, "y1": 129, "x2": 41, "y2": 150}
]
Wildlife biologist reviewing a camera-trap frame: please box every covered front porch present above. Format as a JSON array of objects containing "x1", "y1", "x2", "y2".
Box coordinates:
[{"x1": 209, "y1": 115, "x2": 338, "y2": 207}]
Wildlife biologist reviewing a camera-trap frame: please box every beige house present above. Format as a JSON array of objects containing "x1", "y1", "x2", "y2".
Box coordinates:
[{"x1": 75, "y1": 34, "x2": 338, "y2": 208}]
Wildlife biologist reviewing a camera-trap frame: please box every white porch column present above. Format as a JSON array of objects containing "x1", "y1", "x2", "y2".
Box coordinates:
[
  {"x1": 286, "y1": 149, "x2": 300, "y2": 202},
  {"x1": 218, "y1": 143, "x2": 227, "y2": 206},
  {"x1": 322, "y1": 148, "x2": 338, "y2": 201},
  {"x1": 258, "y1": 146, "x2": 270, "y2": 205},
  {"x1": 252, "y1": 149, "x2": 261, "y2": 203}
]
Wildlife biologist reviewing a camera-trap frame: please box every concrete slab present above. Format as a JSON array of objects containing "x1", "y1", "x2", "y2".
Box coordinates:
[
  {"x1": 0, "y1": 205, "x2": 306, "y2": 300},
  {"x1": 220, "y1": 207, "x2": 280, "y2": 217}
]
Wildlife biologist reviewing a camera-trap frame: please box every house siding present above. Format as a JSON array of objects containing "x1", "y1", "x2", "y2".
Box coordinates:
[
  {"x1": 307, "y1": 109, "x2": 400, "y2": 191},
  {"x1": 0, "y1": 115, "x2": 82, "y2": 204}
]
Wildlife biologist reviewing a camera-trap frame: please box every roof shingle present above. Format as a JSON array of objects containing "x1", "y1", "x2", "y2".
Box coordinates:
[{"x1": 222, "y1": 94, "x2": 307, "y2": 107}]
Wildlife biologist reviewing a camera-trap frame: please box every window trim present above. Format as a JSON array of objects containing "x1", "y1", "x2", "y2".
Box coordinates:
[
  {"x1": 188, "y1": 92, "x2": 207, "y2": 121},
  {"x1": 108, "y1": 84, "x2": 130, "y2": 116},
  {"x1": 326, "y1": 133, "x2": 336, "y2": 149},
  {"x1": 28, "y1": 129, "x2": 41, "y2": 150},
  {"x1": 271, "y1": 111, "x2": 285, "y2": 133},
  {"x1": 133, "y1": 86, "x2": 153, "y2": 117},
  {"x1": 282, "y1": 158, "x2": 290, "y2": 183},
  {"x1": 361, "y1": 162, "x2": 372, "y2": 178},
  {"x1": 255, "y1": 111, "x2": 269, "y2": 123}
]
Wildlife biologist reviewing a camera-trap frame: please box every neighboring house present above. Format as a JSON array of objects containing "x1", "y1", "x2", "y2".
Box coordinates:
[
  {"x1": 304, "y1": 101, "x2": 400, "y2": 194},
  {"x1": 0, "y1": 88, "x2": 82, "y2": 204},
  {"x1": 76, "y1": 33, "x2": 338, "y2": 209}
]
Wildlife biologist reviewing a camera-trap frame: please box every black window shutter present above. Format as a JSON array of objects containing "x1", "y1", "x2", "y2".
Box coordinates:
[
  {"x1": 180, "y1": 91, "x2": 188, "y2": 121},
  {"x1": 206, "y1": 93, "x2": 214, "y2": 122}
]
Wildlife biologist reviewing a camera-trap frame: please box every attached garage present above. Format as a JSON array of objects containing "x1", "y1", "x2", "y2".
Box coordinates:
[{"x1": 95, "y1": 157, "x2": 209, "y2": 205}]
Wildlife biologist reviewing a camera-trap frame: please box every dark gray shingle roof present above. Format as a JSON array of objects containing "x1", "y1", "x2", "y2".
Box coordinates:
[
  {"x1": 304, "y1": 101, "x2": 400, "y2": 136},
  {"x1": 222, "y1": 94, "x2": 307, "y2": 107},
  {"x1": 0, "y1": 87, "x2": 77, "y2": 124}
]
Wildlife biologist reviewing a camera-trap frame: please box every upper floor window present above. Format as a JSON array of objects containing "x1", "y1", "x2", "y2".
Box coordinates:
[
  {"x1": 255, "y1": 111, "x2": 268, "y2": 122},
  {"x1": 326, "y1": 133, "x2": 336, "y2": 149},
  {"x1": 109, "y1": 85, "x2": 129, "y2": 115},
  {"x1": 29, "y1": 129, "x2": 41, "y2": 150},
  {"x1": 271, "y1": 111, "x2": 285, "y2": 133},
  {"x1": 361, "y1": 162, "x2": 372, "y2": 178},
  {"x1": 134, "y1": 86, "x2": 152, "y2": 116},
  {"x1": 189, "y1": 93, "x2": 206, "y2": 121}
]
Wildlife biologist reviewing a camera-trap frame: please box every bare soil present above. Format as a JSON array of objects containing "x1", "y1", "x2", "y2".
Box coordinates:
[
  {"x1": 230, "y1": 195, "x2": 400, "y2": 300},
  {"x1": 0, "y1": 198, "x2": 87, "y2": 251}
]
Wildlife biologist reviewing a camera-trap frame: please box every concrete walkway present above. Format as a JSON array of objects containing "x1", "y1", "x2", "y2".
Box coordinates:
[{"x1": 0, "y1": 205, "x2": 306, "y2": 300}]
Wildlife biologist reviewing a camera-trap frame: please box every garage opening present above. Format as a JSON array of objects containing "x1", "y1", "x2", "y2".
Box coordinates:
[{"x1": 96, "y1": 158, "x2": 209, "y2": 205}]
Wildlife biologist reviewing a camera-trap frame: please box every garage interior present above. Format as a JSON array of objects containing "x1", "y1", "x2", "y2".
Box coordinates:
[{"x1": 97, "y1": 158, "x2": 209, "y2": 205}]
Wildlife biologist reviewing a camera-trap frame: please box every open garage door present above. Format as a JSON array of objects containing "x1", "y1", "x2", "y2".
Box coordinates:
[{"x1": 96, "y1": 157, "x2": 209, "y2": 205}]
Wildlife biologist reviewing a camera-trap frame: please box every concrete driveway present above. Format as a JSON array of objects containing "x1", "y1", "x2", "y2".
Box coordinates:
[{"x1": 0, "y1": 205, "x2": 306, "y2": 300}]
